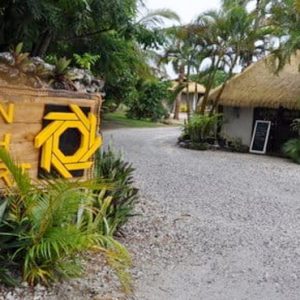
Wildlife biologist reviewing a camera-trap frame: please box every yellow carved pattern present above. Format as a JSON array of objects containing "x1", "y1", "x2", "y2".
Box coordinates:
[
  {"x1": 0, "y1": 134, "x2": 11, "y2": 151},
  {"x1": 0, "y1": 103, "x2": 15, "y2": 123},
  {"x1": 0, "y1": 163, "x2": 31, "y2": 187},
  {"x1": 44, "y1": 112, "x2": 78, "y2": 121},
  {"x1": 0, "y1": 163, "x2": 13, "y2": 187},
  {"x1": 35, "y1": 105, "x2": 102, "y2": 178}
]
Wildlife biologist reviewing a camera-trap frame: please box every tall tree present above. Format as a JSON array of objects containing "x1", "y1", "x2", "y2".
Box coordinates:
[
  {"x1": 194, "y1": 2, "x2": 270, "y2": 114},
  {"x1": 161, "y1": 25, "x2": 205, "y2": 120},
  {"x1": 0, "y1": 0, "x2": 138, "y2": 55},
  {"x1": 268, "y1": 0, "x2": 300, "y2": 72}
]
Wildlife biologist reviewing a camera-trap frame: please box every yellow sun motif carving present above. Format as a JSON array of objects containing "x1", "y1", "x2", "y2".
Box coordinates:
[{"x1": 35, "y1": 104, "x2": 102, "y2": 178}]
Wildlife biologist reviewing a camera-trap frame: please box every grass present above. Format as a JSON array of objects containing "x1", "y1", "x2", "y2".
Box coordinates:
[{"x1": 102, "y1": 112, "x2": 167, "y2": 129}]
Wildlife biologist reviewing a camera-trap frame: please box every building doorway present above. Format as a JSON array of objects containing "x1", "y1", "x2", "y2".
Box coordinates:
[{"x1": 253, "y1": 107, "x2": 300, "y2": 154}]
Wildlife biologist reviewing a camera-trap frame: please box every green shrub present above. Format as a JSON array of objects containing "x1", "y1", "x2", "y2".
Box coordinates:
[
  {"x1": 126, "y1": 79, "x2": 170, "y2": 122},
  {"x1": 94, "y1": 146, "x2": 138, "y2": 234},
  {"x1": 73, "y1": 53, "x2": 100, "y2": 70},
  {"x1": 283, "y1": 138, "x2": 300, "y2": 164},
  {"x1": 0, "y1": 149, "x2": 131, "y2": 292},
  {"x1": 183, "y1": 114, "x2": 222, "y2": 143}
]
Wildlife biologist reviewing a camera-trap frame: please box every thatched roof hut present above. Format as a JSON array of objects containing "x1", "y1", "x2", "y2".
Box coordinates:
[
  {"x1": 209, "y1": 54, "x2": 300, "y2": 110},
  {"x1": 171, "y1": 80, "x2": 206, "y2": 94}
]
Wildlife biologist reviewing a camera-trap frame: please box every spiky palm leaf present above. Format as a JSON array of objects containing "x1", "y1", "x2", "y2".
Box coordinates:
[{"x1": 0, "y1": 149, "x2": 132, "y2": 291}]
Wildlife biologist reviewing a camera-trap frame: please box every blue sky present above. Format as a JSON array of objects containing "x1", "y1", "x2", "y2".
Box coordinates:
[{"x1": 145, "y1": 0, "x2": 221, "y2": 24}]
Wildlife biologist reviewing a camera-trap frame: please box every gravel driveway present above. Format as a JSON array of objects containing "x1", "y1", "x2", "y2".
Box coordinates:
[
  {"x1": 104, "y1": 127, "x2": 300, "y2": 300},
  {"x1": 2, "y1": 126, "x2": 299, "y2": 300}
]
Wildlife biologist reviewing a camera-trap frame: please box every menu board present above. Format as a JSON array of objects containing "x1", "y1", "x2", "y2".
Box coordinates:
[{"x1": 250, "y1": 120, "x2": 271, "y2": 154}]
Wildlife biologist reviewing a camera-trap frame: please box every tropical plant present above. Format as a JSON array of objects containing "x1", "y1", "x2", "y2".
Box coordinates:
[
  {"x1": 160, "y1": 25, "x2": 204, "y2": 120},
  {"x1": 126, "y1": 79, "x2": 170, "y2": 121},
  {"x1": 191, "y1": 70, "x2": 228, "y2": 89},
  {"x1": 73, "y1": 53, "x2": 100, "y2": 70},
  {"x1": 194, "y1": 1, "x2": 270, "y2": 114},
  {"x1": 48, "y1": 57, "x2": 76, "y2": 90},
  {"x1": 283, "y1": 138, "x2": 300, "y2": 164},
  {"x1": 0, "y1": 0, "x2": 182, "y2": 111},
  {"x1": 268, "y1": 0, "x2": 300, "y2": 72},
  {"x1": 0, "y1": 0, "x2": 139, "y2": 54},
  {"x1": 94, "y1": 147, "x2": 138, "y2": 233},
  {"x1": 282, "y1": 117, "x2": 300, "y2": 163},
  {"x1": 10, "y1": 42, "x2": 30, "y2": 69},
  {"x1": 0, "y1": 148, "x2": 131, "y2": 291},
  {"x1": 183, "y1": 113, "x2": 222, "y2": 143}
]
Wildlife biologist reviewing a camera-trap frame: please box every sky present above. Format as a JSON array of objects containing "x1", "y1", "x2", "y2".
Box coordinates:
[
  {"x1": 144, "y1": 0, "x2": 221, "y2": 24},
  {"x1": 143, "y1": 1, "x2": 222, "y2": 78}
]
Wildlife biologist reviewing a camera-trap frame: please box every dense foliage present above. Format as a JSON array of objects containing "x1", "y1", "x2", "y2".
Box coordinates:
[
  {"x1": 283, "y1": 118, "x2": 300, "y2": 163},
  {"x1": 0, "y1": 149, "x2": 133, "y2": 292},
  {"x1": 95, "y1": 147, "x2": 138, "y2": 233},
  {"x1": 0, "y1": 0, "x2": 138, "y2": 55},
  {"x1": 181, "y1": 114, "x2": 222, "y2": 147},
  {"x1": 126, "y1": 79, "x2": 170, "y2": 121},
  {"x1": 1, "y1": 0, "x2": 299, "y2": 119},
  {"x1": 283, "y1": 139, "x2": 300, "y2": 164},
  {"x1": 0, "y1": 0, "x2": 178, "y2": 107}
]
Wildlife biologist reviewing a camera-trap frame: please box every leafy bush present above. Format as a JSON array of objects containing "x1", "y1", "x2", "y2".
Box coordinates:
[
  {"x1": 283, "y1": 138, "x2": 300, "y2": 164},
  {"x1": 183, "y1": 114, "x2": 222, "y2": 143},
  {"x1": 73, "y1": 53, "x2": 100, "y2": 70},
  {"x1": 126, "y1": 79, "x2": 170, "y2": 122},
  {"x1": 0, "y1": 149, "x2": 131, "y2": 291},
  {"x1": 95, "y1": 147, "x2": 138, "y2": 234}
]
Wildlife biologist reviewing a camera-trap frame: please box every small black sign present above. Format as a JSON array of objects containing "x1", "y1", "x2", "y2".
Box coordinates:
[{"x1": 250, "y1": 120, "x2": 271, "y2": 154}]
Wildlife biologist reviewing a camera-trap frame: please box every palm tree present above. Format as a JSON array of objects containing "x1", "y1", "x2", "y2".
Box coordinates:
[
  {"x1": 268, "y1": 0, "x2": 300, "y2": 72},
  {"x1": 136, "y1": 8, "x2": 180, "y2": 27},
  {"x1": 194, "y1": 2, "x2": 270, "y2": 114},
  {"x1": 160, "y1": 25, "x2": 204, "y2": 120}
]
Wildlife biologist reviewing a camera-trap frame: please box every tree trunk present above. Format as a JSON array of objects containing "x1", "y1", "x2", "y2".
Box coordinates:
[
  {"x1": 173, "y1": 64, "x2": 185, "y2": 120},
  {"x1": 173, "y1": 96, "x2": 181, "y2": 120},
  {"x1": 198, "y1": 56, "x2": 221, "y2": 114},
  {"x1": 209, "y1": 55, "x2": 239, "y2": 115},
  {"x1": 31, "y1": 30, "x2": 52, "y2": 57},
  {"x1": 186, "y1": 65, "x2": 192, "y2": 122}
]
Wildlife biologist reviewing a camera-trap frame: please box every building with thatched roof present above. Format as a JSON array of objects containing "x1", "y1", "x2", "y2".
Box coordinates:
[
  {"x1": 171, "y1": 80, "x2": 205, "y2": 112},
  {"x1": 209, "y1": 54, "x2": 300, "y2": 153}
]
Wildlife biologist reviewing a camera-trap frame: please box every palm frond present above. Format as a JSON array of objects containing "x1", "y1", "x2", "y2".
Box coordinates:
[{"x1": 137, "y1": 8, "x2": 181, "y2": 27}]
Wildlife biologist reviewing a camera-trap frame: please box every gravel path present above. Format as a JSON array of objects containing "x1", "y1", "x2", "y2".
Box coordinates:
[
  {"x1": 1, "y1": 126, "x2": 300, "y2": 300},
  {"x1": 104, "y1": 127, "x2": 300, "y2": 300}
]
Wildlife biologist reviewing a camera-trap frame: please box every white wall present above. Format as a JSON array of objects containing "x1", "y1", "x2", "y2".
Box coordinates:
[{"x1": 222, "y1": 107, "x2": 254, "y2": 146}]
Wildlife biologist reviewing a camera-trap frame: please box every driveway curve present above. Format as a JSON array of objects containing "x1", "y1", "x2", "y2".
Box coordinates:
[{"x1": 104, "y1": 127, "x2": 300, "y2": 300}]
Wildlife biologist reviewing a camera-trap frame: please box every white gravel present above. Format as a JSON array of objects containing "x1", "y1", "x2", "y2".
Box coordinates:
[
  {"x1": 1, "y1": 126, "x2": 300, "y2": 300},
  {"x1": 105, "y1": 127, "x2": 300, "y2": 300}
]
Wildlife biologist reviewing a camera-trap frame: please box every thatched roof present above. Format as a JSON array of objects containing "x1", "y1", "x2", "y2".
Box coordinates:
[
  {"x1": 171, "y1": 81, "x2": 206, "y2": 94},
  {"x1": 209, "y1": 54, "x2": 300, "y2": 110}
]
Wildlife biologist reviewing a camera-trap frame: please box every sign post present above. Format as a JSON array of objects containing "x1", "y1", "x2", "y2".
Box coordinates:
[
  {"x1": 250, "y1": 120, "x2": 271, "y2": 154},
  {"x1": 0, "y1": 84, "x2": 102, "y2": 189}
]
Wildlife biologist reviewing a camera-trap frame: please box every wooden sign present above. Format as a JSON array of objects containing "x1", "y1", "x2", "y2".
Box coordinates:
[
  {"x1": 0, "y1": 84, "x2": 102, "y2": 189},
  {"x1": 250, "y1": 120, "x2": 271, "y2": 154}
]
